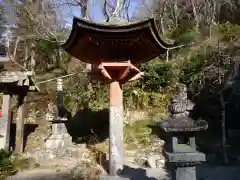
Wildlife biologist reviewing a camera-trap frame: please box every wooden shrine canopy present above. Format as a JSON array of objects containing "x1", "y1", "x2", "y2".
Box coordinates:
[{"x1": 62, "y1": 17, "x2": 173, "y2": 63}]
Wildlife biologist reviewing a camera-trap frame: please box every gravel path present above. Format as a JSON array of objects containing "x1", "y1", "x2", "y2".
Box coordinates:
[{"x1": 8, "y1": 167, "x2": 168, "y2": 180}]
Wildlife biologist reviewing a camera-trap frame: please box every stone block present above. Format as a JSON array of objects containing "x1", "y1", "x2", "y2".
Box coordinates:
[
  {"x1": 167, "y1": 144, "x2": 197, "y2": 153},
  {"x1": 45, "y1": 133, "x2": 72, "y2": 150},
  {"x1": 164, "y1": 151, "x2": 206, "y2": 163},
  {"x1": 173, "y1": 167, "x2": 196, "y2": 180}
]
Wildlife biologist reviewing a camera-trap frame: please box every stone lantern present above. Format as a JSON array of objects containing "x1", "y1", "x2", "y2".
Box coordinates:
[
  {"x1": 45, "y1": 78, "x2": 72, "y2": 151},
  {"x1": 159, "y1": 84, "x2": 208, "y2": 180}
]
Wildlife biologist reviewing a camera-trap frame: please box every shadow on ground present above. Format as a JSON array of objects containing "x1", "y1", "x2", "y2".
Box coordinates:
[
  {"x1": 66, "y1": 107, "x2": 109, "y2": 145},
  {"x1": 196, "y1": 164, "x2": 240, "y2": 180},
  {"x1": 10, "y1": 123, "x2": 38, "y2": 152},
  {"x1": 100, "y1": 158, "x2": 168, "y2": 180},
  {"x1": 120, "y1": 165, "x2": 163, "y2": 180}
]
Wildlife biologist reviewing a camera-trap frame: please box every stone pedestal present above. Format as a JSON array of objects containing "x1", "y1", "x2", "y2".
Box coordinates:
[
  {"x1": 45, "y1": 132, "x2": 72, "y2": 150},
  {"x1": 173, "y1": 167, "x2": 196, "y2": 180},
  {"x1": 28, "y1": 118, "x2": 76, "y2": 164},
  {"x1": 162, "y1": 133, "x2": 206, "y2": 180},
  {"x1": 45, "y1": 120, "x2": 72, "y2": 151},
  {"x1": 164, "y1": 150, "x2": 205, "y2": 180}
]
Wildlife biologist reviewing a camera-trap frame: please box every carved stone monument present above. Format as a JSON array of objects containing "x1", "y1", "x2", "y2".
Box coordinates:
[
  {"x1": 45, "y1": 78, "x2": 72, "y2": 153},
  {"x1": 159, "y1": 84, "x2": 208, "y2": 180},
  {"x1": 28, "y1": 78, "x2": 75, "y2": 164}
]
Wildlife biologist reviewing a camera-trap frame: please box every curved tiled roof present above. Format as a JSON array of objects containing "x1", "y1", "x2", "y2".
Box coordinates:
[{"x1": 62, "y1": 17, "x2": 173, "y2": 64}]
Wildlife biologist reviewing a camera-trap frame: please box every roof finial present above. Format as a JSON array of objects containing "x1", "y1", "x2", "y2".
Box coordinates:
[
  {"x1": 112, "y1": 0, "x2": 125, "y2": 18},
  {"x1": 109, "y1": 0, "x2": 128, "y2": 25}
]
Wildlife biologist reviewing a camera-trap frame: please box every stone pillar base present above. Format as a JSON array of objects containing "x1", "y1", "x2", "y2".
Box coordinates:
[
  {"x1": 100, "y1": 175, "x2": 129, "y2": 180},
  {"x1": 45, "y1": 133, "x2": 72, "y2": 150},
  {"x1": 173, "y1": 167, "x2": 196, "y2": 180}
]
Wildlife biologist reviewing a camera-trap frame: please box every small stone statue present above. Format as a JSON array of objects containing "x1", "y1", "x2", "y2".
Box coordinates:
[
  {"x1": 169, "y1": 84, "x2": 194, "y2": 119},
  {"x1": 160, "y1": 83, "x2": 208, "y2": 130}
]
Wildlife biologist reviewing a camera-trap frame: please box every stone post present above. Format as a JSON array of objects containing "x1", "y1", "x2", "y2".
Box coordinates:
[
  {"x1": 15, "y1": 93, "x2": 27, "y2": 153},
  {"x1": 0, "y1": 93, "x2": 12, "y2": 151},
  {"x1": 45, "y1": 78, "x2": 72, "y2": 152},
  {"x1": 109, "y1": 81, "x2": 124, "y2": 176}
]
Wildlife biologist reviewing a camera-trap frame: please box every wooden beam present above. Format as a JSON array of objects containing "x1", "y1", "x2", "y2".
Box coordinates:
[{"x1": 15, "y1": 93, "x2": 26, "y2": 153}]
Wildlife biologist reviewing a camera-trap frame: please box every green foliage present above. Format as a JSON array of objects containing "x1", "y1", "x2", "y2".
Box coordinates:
[
  {"x1": 218, "y1": 23, "x2": 240, "y2": 41},
  {"x1": 138, "y1": 62, "x2": 173, "y2": 92},
  {"x1": 0, "y1": 150, "x2": 17, "y2": 179},
  {"x1": 124, "y1": 120, "x2": 154, "y2": 148},
  {"x1": 12, "y1": 156, "x2": 39, "y2": 171},
  {"x1": 175, "y1": 29, "x2": 198, "y2": 45},
  {"x1": 65, "y1": 81, "x2": 109, "y2": 112},
  {"x1": 171, "y1": 22, "x2": 198, "y2": 45},
  {"x1": 37, "y1": 39, "x2": 58, "y2": 52},
  {"x1": 180, "y1": 48, "x2": 214, "y2": 87},
  {"x1": 123, "y1": 87, "x2": 170, "y2": 114}
]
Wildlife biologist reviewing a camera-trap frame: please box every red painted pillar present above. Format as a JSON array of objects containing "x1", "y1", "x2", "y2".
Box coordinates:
[{"x1": 93, "y1": 62, "x2": 142, "y2": 177}]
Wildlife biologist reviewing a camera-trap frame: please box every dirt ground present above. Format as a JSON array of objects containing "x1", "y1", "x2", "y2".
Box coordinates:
[{"x1": 7, "y1": 163, "x2": 240, "y2": 180}]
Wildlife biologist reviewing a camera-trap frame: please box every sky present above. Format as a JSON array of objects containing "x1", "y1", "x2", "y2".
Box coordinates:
[
  {"x1": 0, "y1": 0, "x2": 154, "y2": 28},
  {"x1": 64, "y1": 0, "x2": 153, "y2": 27}
]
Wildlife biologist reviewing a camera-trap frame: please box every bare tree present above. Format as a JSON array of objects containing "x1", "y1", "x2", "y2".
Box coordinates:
[
  {"x1": 62, "y1": 0, "x2": 90, "y2": 19},
  {"x1": 190, "y1": 0, "x2": 200, "y2": 31},
  {"x1": 4, "y1": 0, "x2": 69, "y2": 73}
]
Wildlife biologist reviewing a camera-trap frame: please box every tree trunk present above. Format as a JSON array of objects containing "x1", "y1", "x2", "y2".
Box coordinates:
[
  {"x1": 30, "y1": 42, "x2": 36, "y2": 72},
  {"x1": 103, "y1": 0, "x2": 110, "y2": 22},
  {"x1": 160, "y1": 17, "x2": 165, "y2": 34},
  {"x1": 160, "y1": 1, "x2": 167, "y2": 35},
  {"x1": 212, "y1": 0, "x2": 218, "y2": 24},
  {"x1": 24, "y1": 40, "x2": 28, "y2": 69},
  {"x1": 171, "y1": 0, "x2": 179, "y2": 28},
  {"x1": 13, "y1": 36, "x2": 20, "y2": 59},
  {"x1": 190, "y1": 0, "x2": 199, "y2": 31}
]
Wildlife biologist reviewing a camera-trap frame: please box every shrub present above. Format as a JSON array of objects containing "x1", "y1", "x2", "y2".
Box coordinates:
[
  {"x1": 138, "y1": 62, "x2": 173, "y2": 92},
  {"x1": 124, "y1": 119, "x2": 154, "y2": 148},
  {"x1": 171, "y1": 22, "x2": 199, "y2": 45},
  {"x1": 0, "y1": 150, "x2": 17, "y2": 179},
  {"x1": 179, "y1": 48, "x2": 214, "y2": 87},
  {"x1": 218, "y1": 23, "x2": 240, "y2": 41}
]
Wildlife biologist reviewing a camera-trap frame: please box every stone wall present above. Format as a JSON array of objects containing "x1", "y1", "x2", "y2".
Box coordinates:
[{"x1": 17, "y1": 93, "x2": 163, "y2": 153}]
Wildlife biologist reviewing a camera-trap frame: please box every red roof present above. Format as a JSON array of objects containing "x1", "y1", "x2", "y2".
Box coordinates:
[{"x1": 62, "y1": 17, "x2": 173, "y2": 64}]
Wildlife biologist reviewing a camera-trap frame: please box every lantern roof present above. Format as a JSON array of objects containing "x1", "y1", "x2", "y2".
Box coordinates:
[{"x1": 62, "y1": 17, "x2": 174, "y2": 64}]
